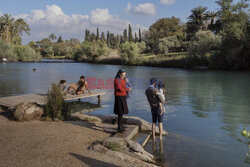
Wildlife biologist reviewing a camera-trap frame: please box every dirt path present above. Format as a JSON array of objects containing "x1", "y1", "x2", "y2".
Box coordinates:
[{"x1": 0, "y1": 109, "x2": 134, "y2": 167}]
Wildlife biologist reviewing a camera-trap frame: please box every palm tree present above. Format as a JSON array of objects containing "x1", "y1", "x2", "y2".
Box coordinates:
[
  {"x1": 187, "y1": 6, "x2": 208, "y2": 31},
  {"x1": 0, "y1": 14, "x2": 14, "y2": 44},
  {"x1": 48, "y1": 33, "x2": 57, "y2": 42}
]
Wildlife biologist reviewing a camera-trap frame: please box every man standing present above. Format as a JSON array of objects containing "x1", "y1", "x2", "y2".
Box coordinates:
[{"x1": 145, "y1": 78, "x2": 164, "y2": 140}]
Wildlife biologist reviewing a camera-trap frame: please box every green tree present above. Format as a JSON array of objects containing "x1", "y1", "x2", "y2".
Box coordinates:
[
  {"x1": 158, "y1": 35, "x2": 181, "y2": 54},
  {"x1": 187, "y1": 6, "x2": 208, "y2": 32},
  {"x1": 210, "y1": 0, "x2": 250, "y2": 69},
  {"x1": 188, "y1": 30, "x2": 221, "y2": 57},
  {"x1": 123, "y1": 29, "x2": 128, "y2": 42},
  {"x1": 85, "y1": 29, "x2": 91, "y2": 41},
  {"x1": 74, "y1": 40, "x2": 109, "y2": 62},
  {"x1": 101, "y1": 32, "x2": 105, "y2": 41},
  {"x1": 48, "y1": 34, "x2": 57, "y2": 42},
  {"x1": 106, "y1": 31, "x2": 110, "y2": 47},
  {"x1": 135, "y1": 32, "x2": 138, "y2": 43},
  {"x1": 57, "y1": 36, "x2": 63, "y2": 43},
  {"x1": 128, "y1": 24, "x2": 133, "y2": 42},
  {"x1": 146, "y1": 17, "x2": 184, "y2": 53},
  {"x1": 90, "y1": 33, "x2": 96, "y2": 42},
  {"x1": 120, "y1": 42, "x2": 140, "y2": 63},
  {"x1": 96, "y1": 27, "x2": 99, "y2": 40},
  {"x1": 0, "y1": 14, "x2": 30, "y2": 44},
  {"x1": 139, "y1": 28, "x2": 142, "y2": 42}
]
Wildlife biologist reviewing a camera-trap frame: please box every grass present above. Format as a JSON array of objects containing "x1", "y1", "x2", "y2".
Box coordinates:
[{"x1": 106, "y1": 143, "x2": 123, "y2": 151}]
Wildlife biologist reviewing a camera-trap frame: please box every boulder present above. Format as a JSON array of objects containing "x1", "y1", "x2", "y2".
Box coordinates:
[
  {"x1": 103, "y1": 137, "x2": 126, "y2": 148},
  {"x1": 13, "y1": 102, "x2": 44, "y2": 121}
]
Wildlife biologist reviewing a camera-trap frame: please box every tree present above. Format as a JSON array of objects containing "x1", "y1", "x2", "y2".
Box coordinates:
[
  {"x1": 96, "y1": 27, "x2": 99, "y2": 40},
  {"x1": 128, "y1": 24, "x2": 133, "y2": 42},
  {"x1": 57, "y1": 36, "x2": 63, "y2": 43},
  {"x1": 139, "y1": 28, "x2": 142, "y2": 42},
  {"x1": 135, "y1": 32, "x2": 138, "y2": 43},
  {"x1": 187, "y1": 6, "x2": 208, "y2": 31},
  {"x1": 73, "y1": 40, "x2": 109, "y2": 62},
  {"x1": 209, "y1": 0, "x2": 250, "y2": 69},
  {"x1": 158, "y1": 35, "x2": 181, "y2": 54},
  {"x1": 0, "y1": 14, "x2": 30, "y2": 44},
  {"x1": 85, "y1": 29, "x2": 91, "y2": 41},
  {"x1": 90, "y1": 33, "x2": 96, "y2": 42},
  {"x1": 146, "y1": 17, "x2": 184, "y2": 53},
  {"x1": 120, "y1": 42, "x2": 140, "y2": 63},
  {"x1": 49, "y1": 34, "x2": 57, "y2": 42},
  {"x1": 101, "y1": 32, "x2": 105, "y2": 41},
  {"x1": 188, "y1": 30, "x2": 221, "y2": 57},
  {"x1": 106, "y1": 31, "x2": 110, "y2": 47},
  {"x1": 123, "y1": 29, "x2": 128, "y2": 42}
]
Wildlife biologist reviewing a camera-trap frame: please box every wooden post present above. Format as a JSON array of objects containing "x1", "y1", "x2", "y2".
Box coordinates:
[{"x1": 97, "y1": 95, "x2": 101, "y2": 105}]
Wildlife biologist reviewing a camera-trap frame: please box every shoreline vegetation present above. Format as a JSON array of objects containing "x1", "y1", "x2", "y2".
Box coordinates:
[{"x1": 1, "y1": 0, "x2": 249, "y2": 70}]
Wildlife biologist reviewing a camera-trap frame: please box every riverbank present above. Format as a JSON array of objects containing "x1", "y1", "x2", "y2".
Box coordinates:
[{"x1": 0, "y1": 108, "x2": 136, "y2": 167}]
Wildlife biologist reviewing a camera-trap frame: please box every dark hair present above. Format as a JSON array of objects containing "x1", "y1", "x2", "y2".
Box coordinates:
[
  {"x1": 80, "y1": 76, "x2": 85, "y2": 79},
  {"x1": 115, "y1": 69, "x2": 126, "y2": 79},
  {"x1": 150, "y1": 78, "x2": 157, "y2": 85},
  {"x1": 59, "y1": 80, "x2": 66, "y2": 84}
]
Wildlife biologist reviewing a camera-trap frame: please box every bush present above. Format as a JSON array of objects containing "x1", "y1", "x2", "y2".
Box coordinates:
[
  {"x1": 188, "y1": 30, "x2": 221, "y2": 57},
  {"x1": 158, "y1": 35, "x2": 181, "y2": 55},
  {"x1": 14, "y1": 45, "x2": 42, "y2": 61},
  {"x1": 45, "y1": 83, "x2": 70, "y2": 120},
  {"x1": 0, "y1": 40, "x2": 16, "y2": 61},
  {"x1": 119, "y1": 42, "x2": 140, "y2": 63},
  {"x1": 74, "y1": 40, "x2": 109, "y2": 62}
]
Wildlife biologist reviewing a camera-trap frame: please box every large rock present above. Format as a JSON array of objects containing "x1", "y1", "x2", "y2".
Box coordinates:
[{"x1": 13, "y1": 102, "x2": 44, "y2": 121}]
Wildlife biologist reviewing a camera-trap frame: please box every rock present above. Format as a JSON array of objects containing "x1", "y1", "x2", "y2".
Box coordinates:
[
  {"x1": 13, "y1": 102, "x2": 44, "y2": 121},
  {"x1": 91, "y1": 144, "x2": 108, "y2": 153},
  {"x1": 126, "y1": 139, "x2": 155, "y2": 163},
  {"x1": 126, "y1": 139, "x2": 144, "y2": 152},
  {"x1": 103, "y1": 137, "x2": 126, "y2": 148},
  {"x1": 71, "y1": 112, "x2": 102, "y2": 123}
]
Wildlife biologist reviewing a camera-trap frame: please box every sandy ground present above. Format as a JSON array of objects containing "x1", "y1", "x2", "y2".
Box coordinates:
[{"x1": 0, "y1": 109, "x2": 133, "y2": 167}]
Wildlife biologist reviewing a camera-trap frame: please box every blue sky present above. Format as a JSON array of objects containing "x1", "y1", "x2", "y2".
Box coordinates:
[{"x1": 0, "y1": 0, "x2": 222, "y2": 43}]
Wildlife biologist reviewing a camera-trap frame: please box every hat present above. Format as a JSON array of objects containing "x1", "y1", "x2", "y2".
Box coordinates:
[
  {"x1": 150, "y1": 78, "x2": 157, "y2": 85},
  {"x1": 119, "y1": 69, "x2": 126, "y2": 73}
]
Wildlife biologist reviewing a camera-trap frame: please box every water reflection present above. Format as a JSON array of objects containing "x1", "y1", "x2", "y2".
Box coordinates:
[{"x1": 0, "y1": 62, "x2": 250, "y2": 167}]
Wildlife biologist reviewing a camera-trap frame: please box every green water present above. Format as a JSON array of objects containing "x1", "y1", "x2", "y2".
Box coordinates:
[{"x1": 0, "y1": 61, "x2": 249, "y2": 167}]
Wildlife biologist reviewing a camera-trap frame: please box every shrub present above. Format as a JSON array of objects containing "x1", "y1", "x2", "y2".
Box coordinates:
[
  {"x1": 119, "y1": 42, "x2": 140, "y2": 63},
  {"x1": 0, "y1": 40, "x2": 16, "y2": 61},
  {"x1": 158, "y1": 35, "x2": 181, "y2": 55},
  {"x1": 73, "y1": 40, "x2": 109, "y2": 62},
  {"x1": 188, "y1": 30, "x2": 221, "y2": 57},
  {"x1": 13, "y1": 45, "x2": 42, "y2": 61},
  {"x1": 45, "y1": 83, "x2": 70, "y2": 120}
]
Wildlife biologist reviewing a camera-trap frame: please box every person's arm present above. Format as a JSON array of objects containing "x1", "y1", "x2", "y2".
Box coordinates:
[
  {"x1": 85, "y1": 82, "x2": 92, "y2": 94},
  {"x1": 155, "y1": 90, "x2": 164, "y2": 103},
  {"x1": 115, "y1": 79, "x2": 129, "y2": 92}
]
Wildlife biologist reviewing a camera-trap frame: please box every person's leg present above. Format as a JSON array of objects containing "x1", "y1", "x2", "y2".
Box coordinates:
[
  {"x1": 159, "y1": 122, "x2": 163, "y2": 140},
  {"x1": 151, "y1": 108, "x2": 157, "y2": 140},
  {"x1": 152, "y1": 123, "x2": 156, "y2": 140},
  {"x1": 158, "y1": 108, "x2": 165, "y2": 139},
  {"x1": 118, "y1": 113, "x2": 125, "y2": 132},
  {"x1": 67, "y1": 84, "x2": 77, "y2": 92}
]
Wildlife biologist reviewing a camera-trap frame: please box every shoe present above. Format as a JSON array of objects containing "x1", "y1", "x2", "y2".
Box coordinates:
[{"x1": 117, "y1": 128, "x2": 126, "y2": 133}]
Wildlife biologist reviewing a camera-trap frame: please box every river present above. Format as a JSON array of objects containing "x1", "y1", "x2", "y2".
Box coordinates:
[{"x1": 0, "y1": 61, "x2": 249, "y2": 167}]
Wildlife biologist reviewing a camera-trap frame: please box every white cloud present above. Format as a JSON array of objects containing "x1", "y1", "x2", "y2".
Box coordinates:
[
  {"x1": 160, "y1": 0, "x2": 176, "y2": 5},
  {"x1": 126, "y1": 3, "x2": 156, "y2": 16},
  {"x1": 12, "y1": 4, "x2": 144, "y2": 43}
]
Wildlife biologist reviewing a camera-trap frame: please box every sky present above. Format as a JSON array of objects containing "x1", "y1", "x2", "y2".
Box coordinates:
[{"x1": 0, "y1": 0, "x2": 222, "y2": 44}]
